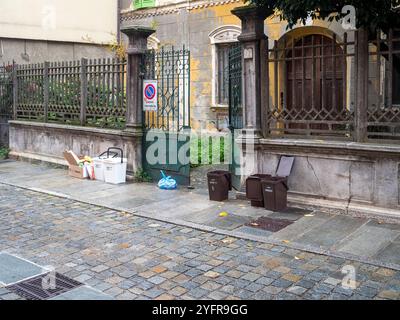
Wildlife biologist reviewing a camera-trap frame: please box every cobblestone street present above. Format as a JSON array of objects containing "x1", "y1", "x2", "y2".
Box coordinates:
[{"x1": 0, "y1": 183, "x2": 399, "y2": 300}]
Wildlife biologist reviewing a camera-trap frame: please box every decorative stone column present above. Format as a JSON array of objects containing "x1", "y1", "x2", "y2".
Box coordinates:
[
  {"x1": 354, "y1": 28, "x2": 369, "y2": 142},
  {"x1": 121, "y1": 26, "x2": 155, "y2": 133},
  {"x1": 231, "y1": 6, "x2": 270, "y2": 141}
]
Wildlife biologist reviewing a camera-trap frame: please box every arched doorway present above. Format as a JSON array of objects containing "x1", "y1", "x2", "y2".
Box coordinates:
[{"x1": 285, "y1": 34, "x2": 346, "y2": 131}]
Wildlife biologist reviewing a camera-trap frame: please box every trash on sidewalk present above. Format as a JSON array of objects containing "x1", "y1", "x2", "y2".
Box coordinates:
[
  {"x1": 93, "y1": 148, "x2": 121, "y2": 182},
  {"x1": 63, "y1": 150, "x2": 94, "y2": 179},
  {"x1": 207, "y1": 170, "x2": 231, "y2": 202},
  {"x1": 103, "y1": 147, "x2": 127, "y2": 184},
  {"x1": 246, "y1": 156, "x2": 295, "y2": 212},
  {"x1": 246, "y1": 174, "x2": 272, "y2": 207},
  {"x1": 158, "y1": 170, "x2": 177, "y2": 190},
  {"x1": 63, "y1": 147, "x2": 127, "y2": 184}
]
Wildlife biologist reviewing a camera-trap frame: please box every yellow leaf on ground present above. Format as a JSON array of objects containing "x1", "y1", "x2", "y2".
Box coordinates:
[
  {"x1": 119, "y1": 243, "x2": 131, "y2": 249},
  {"x1": 219, "y1": 211, "x2": 228, "y2": 217},
  {"x1": 282, "y1": 240, "x2": 290, "y2": 244}
]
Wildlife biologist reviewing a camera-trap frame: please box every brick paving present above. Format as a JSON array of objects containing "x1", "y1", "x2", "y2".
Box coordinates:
[{"x1": 0, "y1": 183, "x2": 399, "y2": 300}]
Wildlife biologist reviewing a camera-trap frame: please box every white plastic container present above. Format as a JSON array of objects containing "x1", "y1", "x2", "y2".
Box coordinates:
[
  {"x1": 92, "y1": 148, "x2": 121, "y2": 182},
  {"x1": 103, "y1": 157, "x2": 127, "y2": 184},
  {"x1": 92, "y1": 157, "x2": 106, "y2": 181}
]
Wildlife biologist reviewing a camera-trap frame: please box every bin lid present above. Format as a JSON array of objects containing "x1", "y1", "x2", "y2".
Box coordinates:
[
  {"x1": 103, "y1": 158, "x2": 127, "y2": 164},
  {"x1": 275, "y1": 156, "x2": 295, "y2": 177}
]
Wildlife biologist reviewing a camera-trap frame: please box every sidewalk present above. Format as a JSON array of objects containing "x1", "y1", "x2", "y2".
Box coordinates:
[{"x1": 0, "y1": 160, "x2": 399, "y2": 271}]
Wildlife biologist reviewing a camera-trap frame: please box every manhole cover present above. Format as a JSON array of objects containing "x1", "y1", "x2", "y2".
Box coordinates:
[
  {"x1": 246, "y1": 216, "x2": 293, "y2": 232},
  {"x1": 6, "y1": 272, "x2": 82, "y2": 300}
]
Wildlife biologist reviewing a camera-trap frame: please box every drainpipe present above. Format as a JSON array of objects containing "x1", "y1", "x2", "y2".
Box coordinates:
[{"x1": 117, "y1": 0, "x2": 121, "y2": 44}]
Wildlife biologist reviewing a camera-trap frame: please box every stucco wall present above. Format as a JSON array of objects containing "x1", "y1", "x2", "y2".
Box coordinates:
[
  {"x1": 0, "y1": 0, "x2": 118, "y2": 44},
  {"x1": 0, "y1": 38, "x2": 113, "y2": 65}
]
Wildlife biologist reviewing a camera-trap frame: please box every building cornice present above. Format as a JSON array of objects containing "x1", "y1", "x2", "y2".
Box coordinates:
[{"x1": 121, "y1": 0, "x2": 241, "y2": 21}]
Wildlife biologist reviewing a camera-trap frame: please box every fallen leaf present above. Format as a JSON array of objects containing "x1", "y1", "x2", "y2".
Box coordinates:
[
  {"x1": 222, "y1": 237, "x2": 235, "y2": 244},
  {"x1": 219, "y1": 211, "x2": 228, "y2": 217},
  {"x1": 282, "y1": 240, "x2": 290, "y2": 244},
  {"x1": 294, "y1": 256, "x2": 301, "y2": 260},
  {"x1": 119, "y1": 243, "x2": 131, "y2": 249}
]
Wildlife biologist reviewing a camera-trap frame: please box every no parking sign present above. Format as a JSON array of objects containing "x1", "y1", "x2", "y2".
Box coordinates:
[{"x1": 143, "y1": 80, "x2": 158, "y2": 111}]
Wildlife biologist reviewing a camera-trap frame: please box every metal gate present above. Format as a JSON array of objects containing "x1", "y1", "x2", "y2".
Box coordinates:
[
  {"x1": 141, "y1": 46, "x2": 191, "y2": 185},
  {"x1": 228, "y1": 44, "x2": 243, "y2": 190},
  {"x1": 0, "y1": 63, "x2": 14, "y2": 146}
]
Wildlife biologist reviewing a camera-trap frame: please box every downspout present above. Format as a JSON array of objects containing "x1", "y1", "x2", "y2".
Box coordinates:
[{"x1": 117, "y1": 0, "x2": 121, "y2": 44}]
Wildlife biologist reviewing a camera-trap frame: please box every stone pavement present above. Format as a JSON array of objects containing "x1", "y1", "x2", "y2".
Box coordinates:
[
  {"x1": 0, "y1": 160, "x2": 399, "y2": 272},
  {"x1": 0, "y1": 183, "x2": 399, "y2": 300}
]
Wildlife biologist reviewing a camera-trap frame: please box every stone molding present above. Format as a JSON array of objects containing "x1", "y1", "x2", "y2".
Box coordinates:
[
  {"x1": 256, "y1": 138, "x2": 400, "y2": 159},
  {"x1": 121, "y1": 0, "x2": 241, "y2": 21},
  {"x1": 8, "y1": 120, "x2": 143, "y2": 138}
]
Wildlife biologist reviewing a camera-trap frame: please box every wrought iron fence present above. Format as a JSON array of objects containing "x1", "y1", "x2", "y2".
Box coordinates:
[
  {"x1": 266, "y1": 32, "x2": 356, "y2": 139},
  {"x1": 0, "y1": 63, "x2": 14, "y2": 120},
  {"x1": 367, "y1": 29, "x2": 400, "y2": 141},
  {"x1": 14, "y1": 58, "x2": 126, "y2": 129},
  {"x1": 228, "y1": 44, "x2": 243, "y2": 130},
  {"x1": 141, "y1": 46, "x2": 190, "y2": 131}
]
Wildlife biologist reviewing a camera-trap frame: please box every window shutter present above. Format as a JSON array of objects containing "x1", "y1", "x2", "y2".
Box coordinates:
[
  {"x1": 134, "y1": 0, "x2": 142, "y2": 9},
  {"x1": 135, "y1": 0, "x2": 155, "y2": 9}
]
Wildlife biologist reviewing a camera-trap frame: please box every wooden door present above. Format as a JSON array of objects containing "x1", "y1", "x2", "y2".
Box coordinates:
[{"x1": 286, "y1": 34, "x2": 345, "y2": 132}]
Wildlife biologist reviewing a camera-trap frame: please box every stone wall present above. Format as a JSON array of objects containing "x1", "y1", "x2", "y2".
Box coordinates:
[
  {"x1": 8, "y1": 121, "x2": 142, "y2": 174},
  {"x1": 254, "y1": 139, "x2": 400, "y2": 217}
]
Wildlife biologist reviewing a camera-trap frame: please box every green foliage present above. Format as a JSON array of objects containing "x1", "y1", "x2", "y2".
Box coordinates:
[
  {"x1": 190, "y1": 136, "x2": 227, "y2": 167},
  {"x1": 248, "y1": 0, "x2": 400, "y2": 32},
  {"x1": 134, "y1": 168, "x2": 153, "y2": 182},
  {"x1": 17, "y1": 76, "x2": 127, "y2": 129},
  {"x1": 0, "y1": 147, "x2": 10, "y2": 160}
]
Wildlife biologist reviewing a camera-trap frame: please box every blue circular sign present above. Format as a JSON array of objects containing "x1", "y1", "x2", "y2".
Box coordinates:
[{"x1": 144, "y1": 84, "x2": 156, "y2": 100}]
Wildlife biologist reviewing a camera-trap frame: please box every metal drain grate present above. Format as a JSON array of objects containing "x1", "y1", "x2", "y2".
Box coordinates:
[
  {"x1": 246, "y1": 216, "x2": 293, "y2": 232},
  {"x1": 6, "y1": 272, "x2": 82, "y2": 300}
]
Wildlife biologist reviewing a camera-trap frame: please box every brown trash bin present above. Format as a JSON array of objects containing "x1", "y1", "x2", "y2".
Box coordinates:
[
  {"x1": 261, "y1": 177, "x2": 288, "y2": 211},
  {"x1": 260, "y1": 156, "x2": 295, "y2": 211},
  {"x1": 207, "y1": 170, "x2": 232, "y2": 201},
  {"x1": 246, "y1": 174, "x2": 272, "y2": 207}
]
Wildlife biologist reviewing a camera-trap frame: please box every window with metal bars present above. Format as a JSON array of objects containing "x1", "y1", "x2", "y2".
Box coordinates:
[{"x1": 216, "y1": 43, "x2": 235, "y2": 105}]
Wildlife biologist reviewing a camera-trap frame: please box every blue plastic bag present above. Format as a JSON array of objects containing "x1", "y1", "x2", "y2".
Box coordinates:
[{"x1": 158, "y1": 170, "x2": 177, "y2": 190}]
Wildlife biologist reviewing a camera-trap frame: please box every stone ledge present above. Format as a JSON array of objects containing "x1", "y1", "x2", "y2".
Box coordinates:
[
  {"x1": 8, "y1": 120, "x2": 142, "y2": 138},
  {"x1": 9, "y1": 151, "x2": 68, "y2": 167},
  {"x1": 257, "y1": 138, "x2": 400, "y2": 158},
  {"x1": 288, "y1": 193, "x2": 400, "y2": 223}
]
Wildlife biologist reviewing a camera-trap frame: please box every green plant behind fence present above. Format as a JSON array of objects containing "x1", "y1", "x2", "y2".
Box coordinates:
[{"x1": 14, "y1": 58, "x2": 127, "y2": 129}]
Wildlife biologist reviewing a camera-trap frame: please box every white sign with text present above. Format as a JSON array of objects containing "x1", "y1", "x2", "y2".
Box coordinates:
[{"x1": 143, "y1": 80, "x2": 158, "y2": 111}]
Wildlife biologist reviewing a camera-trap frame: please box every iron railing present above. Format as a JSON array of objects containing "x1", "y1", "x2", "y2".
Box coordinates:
[
  {"x1": 0, "y1": 63, "x2": 14, "y2": 120},
  {"x1": 228, "y1": 44, "x2": 243, "y2": 130},
  {"x1": 13, "y1": 58, "x2": 126, "y2": 129},
  {"x1": 367, "y1": 29, "x2": 400, "y2": 141},
  {"x1": 266, "y1": 32, "x2": 356, "y2": 139}
]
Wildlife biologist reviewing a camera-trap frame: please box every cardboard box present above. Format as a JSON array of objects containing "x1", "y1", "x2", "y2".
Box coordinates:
[{"x1": 63, "y1": 150, "x2": 87, "y2": 179}]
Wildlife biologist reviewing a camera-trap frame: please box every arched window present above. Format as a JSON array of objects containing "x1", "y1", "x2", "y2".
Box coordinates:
[
  {"x1": 209, "y1": 25, "x2": 241, "y2": 107},
  {"x1": 147, "y1": 35, "x2": 160, "y2": 50}
]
